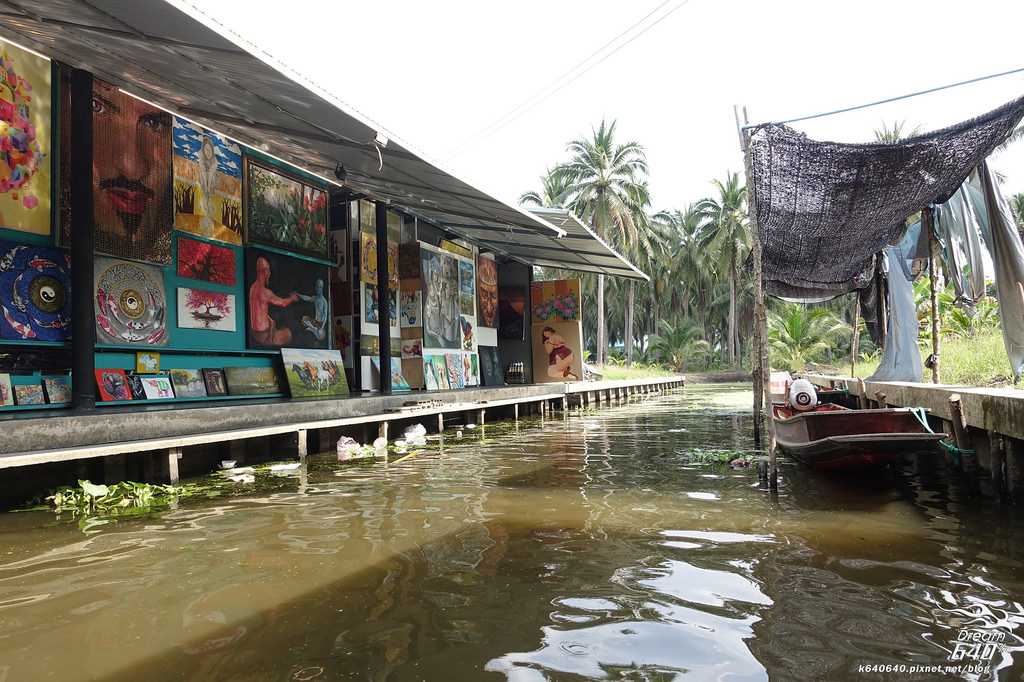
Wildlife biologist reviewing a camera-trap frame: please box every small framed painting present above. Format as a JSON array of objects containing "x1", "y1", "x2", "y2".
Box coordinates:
[
  {"x1": 0, "y1": 373, "x2": 13, "y2": 406},
  {"x1": 141, "y1": 374, "x2": 175, "y2": 400},
  {"x1": 14, "y1": 384, "x2": 46, "y2": 405},
  {"x1": 169, "y1": 369, "x2": 207, "y2": 398},
  {"x1": 202, "y1": 368, "x2": 228, "y2": 396},
  {"x1": 95, "y1": 368, "x2": 132, "y2": 402},
  {"x1": 127, "y1": 373, "x2": 147, "y2": 400},
  {"x1": 136, "y1": 351, "x2": 160, "y2": 373},
  {"x1": 43, "y1": 376, "x2": 72, "y2": 404}
]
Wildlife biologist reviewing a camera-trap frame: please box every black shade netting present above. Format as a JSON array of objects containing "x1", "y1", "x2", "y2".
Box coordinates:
[{"x1": 747, "y1": 94, "x2": 1024, "y2": 301}]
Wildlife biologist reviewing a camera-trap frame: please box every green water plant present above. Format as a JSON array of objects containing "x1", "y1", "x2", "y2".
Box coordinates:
[
  {"x1": 47, "y1": 480, "x2": 199, "y2": 515},
  {"x1": 683, "y1": 448, "x2": 751, "y2": 464}
]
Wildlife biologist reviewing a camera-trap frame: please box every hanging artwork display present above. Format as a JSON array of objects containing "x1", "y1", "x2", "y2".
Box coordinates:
[
  {"x1": 176, "y1": 236, "x2": 236, "y2": 286},
  {"x1": 202, "y1": 368, "x2": 228, "y2": 396},
  {"x1": 281, "y1": 347, "x2": 348, "y2": 398},
  {"x1": 126, "y1": 373, "x2": 146, "y2": 400},
  {"x1": 92, "y1": 78, "x2": 173, "y2": 264},
  {"x1": 531, "y1": 279, "x2": 581, "y2": 322},
  {"x1": 363, "y1": 283, "x2": 397, "y2": 326},
  {"x1": 0, "y1": 241, "x2": 71, "y2": 341},
  {"x1": 245, "y1": 249, "x2": 329, "y2": 349},
  {"x1": 245, "y1": 156, "x2": 328, "y2": 257},
  {"x1": 371, "y1": 357, "x2": 410, "y2": 392},
  {"x1": 477, "y1": 255, "x2": 498, "y2": 328},
  {"x1": 532, "y1": 320, "x2": 584, "y2": 383},
  {"x1": 498, "y1": 286, "x2": 526, "y2": 340},
  {"x1": 445, "y1": 353, "x2": 465, "y2": 389},
  {"x1": 400, "y1": 290, "x2": 421, "y2": 327},
  {"x1": 359, "y1": 231, "x2": 377, "y2": 285},
  {"x1": 136, "y1": 351, "x2": 160, "y2": 373},
  {"x1": 141, "y1": 373, "x2": 175, "y2": 400},
  {"x1": 458, "y1": 260, "x2": 475, "y2": 316},
  {"x1": 461, "y1": 316, "x2": 475, "y2": 351},
  {"x1": 479, "y1": 347, "x2": 504, "y2": 386},
  {"x1": 421, "y1": 245, "x2": 460, "y2": 349},
  {"x1": 43, "y1": 376, "x2": 71, "y2": 403},
  {"x1": 169, "y1": 368, "x2": 207, "y2": 398},
  {"x1": 94, "y1": 256, "x2": 168, "y2": 346},
  {"x1": 422, "y1": 355, "x2": 439, "y2": 391},
  {"x1": 400, "y1": 338, "x2": 422, "y2": 358},
  {"x1": 225, "y1": 366, "x2": 280, "y2": 395},
  {"x1": 14, "y1": 383, "x2": 44, "y2": 405},
  {"x1": 0, "y1": 41, "x2": 51, "y2": 236},
  {"x1": 172, "y1": 117, "x2": 242, "y2": 244},
  {"x1": 177, "y1": 287, "x2": 236, "y2": 332},
  {"x1": 462, "y1": 354, "x2": 476, "y2": 387},
  {"x1": 95, "y1": 368, "x2": 132, "y2": 401}
]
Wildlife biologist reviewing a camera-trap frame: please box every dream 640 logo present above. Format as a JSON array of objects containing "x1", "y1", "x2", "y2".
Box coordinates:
[{"x1": 949, "y1": 628, "x2": 1004, "y2": 664}]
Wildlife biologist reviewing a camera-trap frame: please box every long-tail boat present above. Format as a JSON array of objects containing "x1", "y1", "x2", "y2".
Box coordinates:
[{"x1": 771, "y1": 403, "x2": 946, "y2": 471}]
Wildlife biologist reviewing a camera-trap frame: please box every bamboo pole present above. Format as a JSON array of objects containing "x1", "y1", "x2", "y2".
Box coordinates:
[
  {"x1": 850, "y1": 296, "x2": 860, "y2": 378},
  {"x1": 925, "y1": 207, "x2": 941, "y2": 384}
]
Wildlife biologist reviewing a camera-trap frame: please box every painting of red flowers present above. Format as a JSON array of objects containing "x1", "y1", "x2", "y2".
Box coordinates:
[{"x1": 177, "y1": 236, "x2": 236, "y2": 286}]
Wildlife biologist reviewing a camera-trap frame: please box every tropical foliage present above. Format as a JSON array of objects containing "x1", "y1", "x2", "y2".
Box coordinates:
[{"x1": 767, "y1": 304, "x2": 849, "y2": 372}]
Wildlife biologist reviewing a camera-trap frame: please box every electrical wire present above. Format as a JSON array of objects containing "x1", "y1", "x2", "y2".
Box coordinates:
[
  {"x1": 448, "y1": 0, "x2": 691, "y2": 158},
  {"x1": 750, "y1": 65, "x2": 1024, "y2": 128}
]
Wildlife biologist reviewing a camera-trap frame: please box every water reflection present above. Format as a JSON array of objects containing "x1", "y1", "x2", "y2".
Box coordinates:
[{"x1": 0, "y1": 384, "x2": 1021, "y2": 680}]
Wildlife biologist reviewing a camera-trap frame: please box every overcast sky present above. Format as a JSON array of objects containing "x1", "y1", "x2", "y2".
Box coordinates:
[{"x1": 188, "y1": 0, "x2": 1024, "y2": 212}]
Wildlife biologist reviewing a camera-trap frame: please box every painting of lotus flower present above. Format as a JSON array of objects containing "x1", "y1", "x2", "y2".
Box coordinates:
[{"x1": 245, "y1": 156, "x2": 328, "y2": 257}]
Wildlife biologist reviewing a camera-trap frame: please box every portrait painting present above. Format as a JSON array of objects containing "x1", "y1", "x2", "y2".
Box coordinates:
[
  {"x1": 281, "y1": 347, "x2": 348, "y2": 399},
  {"x1": 176, "y1": 236, "x2": 236, "y2": 286},
  {"x1": 0, "y1": 41, "x2": 51, "y2": 236},
  {"x1": 94, "y1": 256, "x2": 168, "y2": 346},
  {"x1": 177, "y1": 287, "x2": 236, "y2": 332},
  {"x1": 421, "y1": 245, "x2": 460, "y2": 349},
  {"x1": 225, "y1": 365, "x2": 280, "y2": 395},
  {"x1": 92, "y1": 78, "x2": 173, "y2": 264},
  {"x1": 531, "y1": 319, "x2": 584, "y2": 384},
  {"x1": 477, "y1": 255, "x2": 498, "y2": 328},
  {"x1": 202, "y1": 368, "x2": 228, "y2": 396},
  {"x1": 172, "y1": 117, "x2": 242, "y2": 245},
  {"x1": 95, "y1": 368, "x2": 132, "y2": 402},
  {"x1": 245, "y1": 156, "x2": 328, "y2": 257},
  {"x1": 169, "y1": 368, "x2": 207, "y2": 399},
  {"x1": 0, "y1": 241, "x2": 71, "y2": 342},
  {"x1": 245, "y1": 249, "x2": 329, "y2": 349}
]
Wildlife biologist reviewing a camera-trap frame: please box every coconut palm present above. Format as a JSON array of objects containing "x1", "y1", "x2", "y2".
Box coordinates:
[
  {"x1": 696, "y1": 172, "x2": 749, "y2": 367},
  {"x1": 767, "y1": 303, "x2": 850, "y2": 372},
  {"x1": 648, "y1": 319, "x2": 710, "y2": 372},
  {"x1": 553, "y1": 120, "x2": 650, "y2": 365},
  {"x1": 1011, "y1": 192, "x2": 1024, "y2": 238},
  {"x1": 519, "y1": 170, "x2": 571, "y2": 209},
  {"x1": 874, "y1": 120, "x2": 921, "y2": 143}
]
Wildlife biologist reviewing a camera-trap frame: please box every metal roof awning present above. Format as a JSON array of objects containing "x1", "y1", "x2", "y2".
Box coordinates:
[{"x1": 0, "y1": 0, "x2": 645, "y2": 280}]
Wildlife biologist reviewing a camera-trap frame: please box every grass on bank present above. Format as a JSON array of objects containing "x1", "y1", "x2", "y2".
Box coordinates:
[{"x1": 599, "y1": 363, "x2": 676, "y2": 380}]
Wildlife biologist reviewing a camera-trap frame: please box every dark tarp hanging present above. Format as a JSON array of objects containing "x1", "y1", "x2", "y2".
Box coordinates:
[{"x1": 747, "y1": 95, "x2": 1024, "y2": 301}]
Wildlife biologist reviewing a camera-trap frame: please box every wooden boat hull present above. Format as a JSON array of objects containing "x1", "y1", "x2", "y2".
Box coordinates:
[{"x1": 772, "y1": 404, "x2": 946, "y2": 471}]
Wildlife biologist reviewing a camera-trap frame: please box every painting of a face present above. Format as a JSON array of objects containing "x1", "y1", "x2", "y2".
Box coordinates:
[{"x1": 92, "y1": 79, "x2": 173, "y2": 264}]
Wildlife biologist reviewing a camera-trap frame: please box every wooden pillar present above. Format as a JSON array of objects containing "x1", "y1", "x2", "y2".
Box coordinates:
[
  {"x1": 378, "y1": 421, "x2": 388, "y2": 441},
  {"x1": 925, "y1": 206, "x2": 940, "y2": 384},
  {"x1": 478, "y1": 408, "x2": 485, "y2": 426},
  {"x1": 856, "y1": 378, "x2": 868, "y2": 410},
  {"x1": 375, "y1": 202, "x2": 392, "y2": 394},
  {"x1": 166, "y1": 447, "x2": 182, "y2": 485},
  {"x1": 1006, "y1": 439, "x2": 1023, "y2": 505},
  {"x1": 437, "y1": 413, "x2": 444, "y2": 432},
  {"x1": 850, "y1": 295, "x2": 860, "y2": 378},
  {"x1": 513, "y1": 403, "x2": 519, "y2": 421},
  {"x1": 990, "y1": 432, "x2": 1006, "y2": 501},
  {"x1": 296, "y1": 429, "x2": 308, "y2": 459},
  {"x1": 70, "y1": 68, "x2": 96, "y2": 411}
]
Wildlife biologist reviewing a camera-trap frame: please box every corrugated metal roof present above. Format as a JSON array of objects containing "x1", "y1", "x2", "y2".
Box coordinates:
[{"x1": 0, "y1": 0, "x2": 646, "y2": 278}]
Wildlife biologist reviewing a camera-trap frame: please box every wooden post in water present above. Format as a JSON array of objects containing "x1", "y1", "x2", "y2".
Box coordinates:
[
  {"x1": 850, "y1": 296, "x2": 860, "y2": 378},
  {"x1": 924, "y1": 207, "x2": 941, "y2": 384}
]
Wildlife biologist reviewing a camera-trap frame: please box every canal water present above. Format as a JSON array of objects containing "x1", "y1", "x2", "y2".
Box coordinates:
[{"x1": 1, "y1": 384, "x2": 1022, "y2": 681}]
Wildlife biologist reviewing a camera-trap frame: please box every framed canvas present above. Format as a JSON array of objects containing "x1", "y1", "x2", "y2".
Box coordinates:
[
  {"x1": 95, "y1": 368, "x2": 132, "y2": 401},
  {"x1": 477, "y1": 255, "x2": 498, "y2": 328},
  {"x1": 94, "y1": 256, "x2": 168, "y2": 346},
  {"x1": 421, "y1": 245, "x2": 460, "y2": 349},
  {"x1": 400, "y1": 338, "x2": 422, "y2": 358},
  {"x1": 14, "y1": 384, "x2": 45, "y2": 405},
  {"x1": 370, "y1": 357, "x2": 410, "y2": 392},
  {"x1": 43, "y1": 376, "x2": 71, "y2": 404},
  {"x1": 432, "y1": 355, "x2": 450, "y2": 390},
  {"x1": 141, "y1": 374, "x2": 175, "y2": 400},
  {"x1": 0, "y1": 41, "x2": 51, "y2": 237},
  {"x1": 479, "y1": 347, "x2": 504, "y2": 387},
  {"x1": 136, "y1": 351, "x2": 160, "y2": 373},
  {"x1": 0, "y1": 241, "x2": 71, "y2": 342},
  {"x1": 177, "y1": 287, "x2": 236, "y2": 332},
  {"x1": 458, "y1": 259, "x2": 475, "y2": 316},
  {"x1": 245, "y1": 156, "x2": 328, "y2": 257},
  {"x1": 532, "y1": 320, "x2": 584, "y2": 383},
  {"x1": 176, "y1": 236, "x2": 237, "y2": 285},
  {"x1": 169, "y1": 368, "x2": 207, "y2": 398},
  {"x1": 400, "y1": 290, "x2": 421, "y2": 327},
  {"x1": 245, "y1": 249, "x2": 329, "y2": 349},
  {"x1": 446, "y1": 353, "x2": 465, "y2": 389},
  {"x1": 92, "y1": 78, "x2": 173, "y2": 264},
  {"x1": 126, "y1": 372, "x2": 146, "y2": 400},
  {"x1": 202, "y1": 368, "x2": 228, "y2": 396},
  {"x1": 359, "y1": 231, "x2": 377, "y2": 285},
  {"x1": 0, "y1": 373, "x2": 13, "y2": 406},
  {"x1": 225, "y1": 366, "x2": 280, "y2": 395},
  {"x1": 531, "y1": 278, "x2": 581, "y2": 322},
  {"x1": 281, "y1": 348, "x2": 348, "y2": 399},
  {"x1": 172, "y1": 117, "x2": 243, "y2": 245},
  {"x1": 422, "y1": 355, "x2": 439, "y2": 391}
]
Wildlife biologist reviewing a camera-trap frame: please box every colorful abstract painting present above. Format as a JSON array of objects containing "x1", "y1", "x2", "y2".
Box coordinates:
[
  {"x1": 43, "y1": 376, "x2": 71, "y2": 404},
  {"x1": 531, "y1": 278, "x2": 581, "y2": 322},
  {"x1": 94, "y1": 256, "x2": 168, "y2": 346},
  {"x1": 225, "y1": 366, "x2": 280, "y2": 395},
  {"x1": 458, "y1": 259, "x2": 475, "y2": 316},
  {"x1": 0, "y1": 241, "x2": 71, "y2": 341},
  {"x1": 135, "y1": 351, "x2": 159, "y2": 373},
  {"x1": 281, "y1": 347, "x2": 348, "y2": 398},
  {"x1": 141, "y1": 374, "x2": 175, "y2": 400},
  {"x1": 172, "y1": 117, "x2": 242, "y2": 244},
  {"x1": 177, "y1": 287, "x2": 236, "y2": 332},
  {"x1": 169, "y1": 368, "x2": 207, "y2": 398},
  {"x1": 14, "y1": 383, "x2": 44, "y2": 405},
  {"x1": 92, "y1": 79, "x2": 173, "y2": 264},
  {"x1": 95, "y1": 368, "x2": 131, "y2": 401},
  {"x1": 477, "y1": 255, "x2": 498, "y2": 328},
  {"x1": 176, "y1": 236, "x2": 236, "y2": 286},
  {"x1": 246, "y1": 156, "x2": 328, "y2": 257},
  {"x1": 446, "y1": 353, "x2": 465, "y2": 389},
  {"x1": 0, "y1": 41, "x2": 51, "y2": 236},
  {"x1": 532, "y1": 319, "x2": 584, "y2": 384},
  {"x1": 245, "y1": 249, "x2": 329, "y2": 349},
  {"x1": 421, "y1": 245, "x2": 460, "y2": 349},
  {"x1": 359, "y1": 231, "x2": 377, "y2": 285}
]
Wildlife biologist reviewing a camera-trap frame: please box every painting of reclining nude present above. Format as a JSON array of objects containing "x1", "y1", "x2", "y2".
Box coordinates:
[
  {"x1": 246, "y1": 249, "x2": 330, "y2": 349},
  {"x1": 281, "y1": 348, "x2": 349, "y2": 398}
]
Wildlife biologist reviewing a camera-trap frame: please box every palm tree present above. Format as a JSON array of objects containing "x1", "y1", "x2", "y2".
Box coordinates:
[
  {"x1": 767, "y1": 303, "x2": 849, "y2": 372},
  {"x1": 1011, "y1": 192, "x2": 1024, "y2": 239},
  {"x1": 519, "y1": 170, "x2": 571, "y2": 208},
  {"x1": 696, "y1": 172, "x2": 748, "y2": 367},
  {"x1": 873, "y1": 120, "x2": 921, "y2": 143},
  {"x1": 648, "y1": 319, "x2": 710, "y2": 372},
  {"x1": 553, "y1": 120, "x2": 650, "y2": 366}
]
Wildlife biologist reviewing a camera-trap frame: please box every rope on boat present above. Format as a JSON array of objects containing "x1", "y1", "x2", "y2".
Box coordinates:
[
  {"x1": 938, "y1": 438, "x2": 976, "y2": 467},
  {"x1": 909, "y1": 407, "x2": 935, "y2": 434}
]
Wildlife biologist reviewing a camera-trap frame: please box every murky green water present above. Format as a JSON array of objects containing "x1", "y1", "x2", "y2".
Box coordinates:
[{"x1": 1, "y1": 384, "x2": 1023, "y2": 680}]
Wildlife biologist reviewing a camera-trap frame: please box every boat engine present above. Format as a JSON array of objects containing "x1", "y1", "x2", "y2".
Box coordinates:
[{"x1": 788, "y1": 379, "x2": 818, "y2": 412}]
